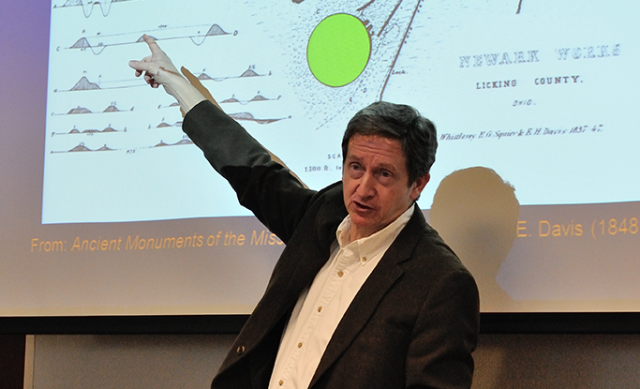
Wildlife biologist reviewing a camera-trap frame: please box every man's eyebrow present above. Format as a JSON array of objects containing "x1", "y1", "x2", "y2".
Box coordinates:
[
  {"x1": 344, "y1": 154, "x2": 361, "y2": 162},
  {"x1": 349, "y1": 158, "x2": 398, "y2": 173},
  {"x1": 374, "y1": 162, "x2": 399, "y2": 173}
]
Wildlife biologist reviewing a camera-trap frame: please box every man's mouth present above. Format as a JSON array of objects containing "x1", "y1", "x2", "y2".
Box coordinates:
[{"x1": 353, "y1": 200, "x2": 374, "y2": 212}]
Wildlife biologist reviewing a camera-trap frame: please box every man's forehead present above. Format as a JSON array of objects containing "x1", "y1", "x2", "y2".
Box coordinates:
[
  {"x1": 345, "y1": 134, "x2": 407, "y2": 169},
  {"x1": 346, "y1": 134, "x2": 403, "y2": 155}
]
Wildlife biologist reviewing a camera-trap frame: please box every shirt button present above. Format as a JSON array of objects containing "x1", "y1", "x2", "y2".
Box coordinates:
[
  {"x1": 337, "y1": 270, "x2": 344, "y2": 277},
  {"x1": 236, "y1": 345, "x2": 246, "y2": 355},
  {"x1": 298, "y1": 342, "x2": 303, "y2": 348},
  {"x1": 279, "y1": 380, "x2": 284, "y2": 386},
  {"x1": 317, "y1": 306, "x2": 323, "y2": 313},
  {"x1": 362, "y1": 256, "x2": 367, "y2": 262}
]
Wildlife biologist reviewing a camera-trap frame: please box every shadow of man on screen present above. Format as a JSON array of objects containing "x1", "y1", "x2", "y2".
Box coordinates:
[{"x1": 429, "y1": 167, "x2": 520, "y2": 311}]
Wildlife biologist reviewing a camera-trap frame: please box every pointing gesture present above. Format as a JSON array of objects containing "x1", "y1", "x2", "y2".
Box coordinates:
[{"x1": 129, "y1": 34, "x2": 208, "y2": 114}]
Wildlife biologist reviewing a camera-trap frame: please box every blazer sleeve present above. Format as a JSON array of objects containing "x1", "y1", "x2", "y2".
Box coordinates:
[
  {"x1": 182, "y1": 100, "x2": 317, "y2": 242},
  {"x1": 405, "y1": 267, "x2": 479, "y2": 389}
]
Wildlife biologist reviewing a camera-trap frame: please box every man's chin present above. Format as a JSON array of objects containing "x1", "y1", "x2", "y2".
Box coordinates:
[{"x1": 349, "y1": 214, "x2": 378, "y2": 232}]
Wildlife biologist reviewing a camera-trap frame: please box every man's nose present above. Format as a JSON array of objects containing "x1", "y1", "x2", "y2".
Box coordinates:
[{"x1": 356, "y1": 173, "x2": 375, "y2": 197}]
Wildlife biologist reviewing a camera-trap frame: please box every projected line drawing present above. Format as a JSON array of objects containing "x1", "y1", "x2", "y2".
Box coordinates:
[
  {"x1": 197, "y1": 66, "x2": 271, "y2": 82},
  {"x1": 356, "y1": 0, "x2": 375, "y2": 13},
  {"x1": 55, "y1": 75, "x2": 156, "y2": 92},
  {"x1": 188, "y1": 24, "x2": 238, "y2": 45},
  {"x1": 70, "y1": 76, "x2": 100, "y2": 91},
  {"x1": 50, "y1": 136, "x2": 194, "y2": 155},
  {"x1": 152, "y1": 137, "x2": 194, "y2": 148},
  {"x1": 376, "y1": 0, "x2": 404, "y2": 38},
  {"x1": 287, "y1": 0, "x2": 425, "y2": 132},
  {"x1": 220, "y1": 93, "x2": 282, "y2": 105},
  {"x1": 128, "y1": 137, "x2": 196, "y2": 153},
  {"x1": 62, "y1": 24, "x2": 237, "y2": 55},
  {"x1": 158, "y1": 91, "x2": 282, "y2": 109},
  {"x1": 50, "y1": 142, "x2": 116, "y2": 154},
  {"x1": 50, "y1": 124, "x2": 123, "y2": 137},
  {"x1": 377, "y1": 0, "x2": 423, "y2": 100},
  {"x1": 160, "y1": 92, "x2": 279, "y2": 110},
  {"x1": 157, "y1": 102, "x2": 181, "y2": 109},
  {"x1": 228, "y1": 112, "x2": 290, "y2": 125},
  {"x1": 155, "y1": 121, "x2": 183, "y2": 128},
  {"x1": 52, "y1": 103, "x2": 133, "y2": 116},
  {"x1": 158, "y1": 90, "x2": 280, "y2": 110},
  {"x1": 41, "y1": 0, "x2": 636, "y2": 228},
  {"x1": 52, "y1": 0, "x2": 134, "y2": 18}
]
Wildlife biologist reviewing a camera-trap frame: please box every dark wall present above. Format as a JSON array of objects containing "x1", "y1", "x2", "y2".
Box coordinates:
[
  {"x1": 0, "y1": 335, "x2": 25, "y2": 389},
  {"x1": 25, "y1": 333, "x2": 640, "y2": 389}
]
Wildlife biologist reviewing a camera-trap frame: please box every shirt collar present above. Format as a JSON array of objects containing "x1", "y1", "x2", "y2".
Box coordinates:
[{"x1": 336, "y1": 205, "x2": 415, "y2": 264}]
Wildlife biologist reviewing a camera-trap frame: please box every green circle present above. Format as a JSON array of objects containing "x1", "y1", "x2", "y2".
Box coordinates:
[{"x1": 307, "y1": 14, "x2": 371, "y2": 87}]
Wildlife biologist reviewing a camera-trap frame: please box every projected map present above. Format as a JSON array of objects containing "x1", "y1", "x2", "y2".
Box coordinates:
[{"x1": 43, "y1": 0, "x2": 640, "y2": 223}]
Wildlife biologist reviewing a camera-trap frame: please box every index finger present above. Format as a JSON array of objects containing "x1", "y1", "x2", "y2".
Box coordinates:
[{"x1": 142, "y1": 34, "x2": 162, "y2": 54}]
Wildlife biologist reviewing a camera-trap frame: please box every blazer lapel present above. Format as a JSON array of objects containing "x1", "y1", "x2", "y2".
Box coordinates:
[
  {"x1": 309, "y1": 206, "x2": 427, "y2": 387},
  {"x1": 224, "y1": 186, "x2": 347, "y2": 360}
]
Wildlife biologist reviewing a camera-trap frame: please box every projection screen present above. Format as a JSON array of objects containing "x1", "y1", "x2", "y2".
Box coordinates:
[{"x1": 1, "y1": 0, "x2": 639, "y2": 332}]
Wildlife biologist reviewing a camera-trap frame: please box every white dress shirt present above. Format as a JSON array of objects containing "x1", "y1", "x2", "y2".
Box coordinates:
[{"x1": 268, "y1": 206, "x2": 415, "y2": 389}]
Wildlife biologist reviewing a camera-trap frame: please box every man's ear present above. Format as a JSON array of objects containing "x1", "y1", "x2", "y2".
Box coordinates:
[{"x1": 410, "y1": 172, "x2": 430, "y2": 201}]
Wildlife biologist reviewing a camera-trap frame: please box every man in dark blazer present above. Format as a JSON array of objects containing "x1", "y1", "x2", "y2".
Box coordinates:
[{"x1": 130, "y1": 35, "x2": 479, "y2": 389}]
